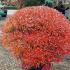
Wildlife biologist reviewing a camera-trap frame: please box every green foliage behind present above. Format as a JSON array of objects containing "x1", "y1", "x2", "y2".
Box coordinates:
[{"x1": 24, "y1": 0, "x2": 45, "y2": 6}]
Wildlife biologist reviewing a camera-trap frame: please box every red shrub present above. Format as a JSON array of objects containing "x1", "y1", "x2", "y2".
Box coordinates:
[{"x1": 2, "y1": 6, "x2": 70, "y2": 70}]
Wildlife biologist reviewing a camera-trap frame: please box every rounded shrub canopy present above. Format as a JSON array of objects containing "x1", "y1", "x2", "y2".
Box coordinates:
[{"x1": 2, "y1": 6, "x2": 70, "y2": 69}]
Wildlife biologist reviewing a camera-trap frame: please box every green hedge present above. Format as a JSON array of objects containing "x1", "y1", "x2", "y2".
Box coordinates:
[
  {"x1": 0, "y1": 10, "x2": 4, "y2": 15},
  {"x1": 24, "y1": 0, "x2": 45, "y2": 6}
]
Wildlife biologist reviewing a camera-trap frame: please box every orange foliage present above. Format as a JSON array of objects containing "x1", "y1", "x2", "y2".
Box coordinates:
[{"x1": 2, "y1": 6, "x2": 70, "y2": 70}]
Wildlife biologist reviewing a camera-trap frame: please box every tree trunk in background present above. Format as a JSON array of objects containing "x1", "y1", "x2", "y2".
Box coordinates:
[{"x1": 17, "y1": 0, "x2": 25, "y2": 9}]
